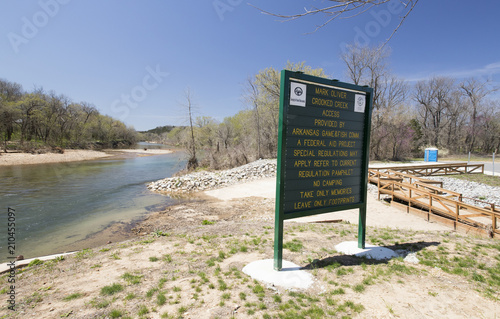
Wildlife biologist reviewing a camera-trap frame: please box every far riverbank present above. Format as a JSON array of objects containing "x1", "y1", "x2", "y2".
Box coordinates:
[{"x1": 0, "y1": 148, "x2": 174, "y2": 166}]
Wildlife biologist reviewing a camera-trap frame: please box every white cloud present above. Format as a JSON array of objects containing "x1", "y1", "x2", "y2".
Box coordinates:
[
  {"x1": 402, "y1": 61, "x2": 500, "y2": 83},
  {"x1": 484, "y1": 62, "x2": 500, "y2": 70}
]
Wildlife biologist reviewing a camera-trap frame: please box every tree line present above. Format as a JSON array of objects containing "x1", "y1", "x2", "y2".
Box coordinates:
[
  {"x1": 153, "y1": 48, "x2": 499, "y2": 170},
  {"x1": 0, "y1": 79, "x2": 138, "y2": 152}
]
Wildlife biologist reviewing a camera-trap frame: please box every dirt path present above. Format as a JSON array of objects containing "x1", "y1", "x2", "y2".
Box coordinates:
[{"x1": 203, "y1": 177, "x2": 450, "y2": 232}]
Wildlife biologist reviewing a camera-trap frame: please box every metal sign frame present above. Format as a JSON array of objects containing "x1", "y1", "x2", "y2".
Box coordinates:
[{"x1": 274, "y1": 70, "x2": 373, "y2": 270}]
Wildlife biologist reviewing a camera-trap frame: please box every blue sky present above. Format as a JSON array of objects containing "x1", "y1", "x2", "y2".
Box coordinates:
[{"x1": 1, "y1": 1, "x2": 499, "y2": 131}]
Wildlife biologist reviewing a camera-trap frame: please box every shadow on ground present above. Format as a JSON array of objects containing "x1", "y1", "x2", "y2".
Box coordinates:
[{"x1": 302, "y1": 241, "x2": 440, "y2": 269}]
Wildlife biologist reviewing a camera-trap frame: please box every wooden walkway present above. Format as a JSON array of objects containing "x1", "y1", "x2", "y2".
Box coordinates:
[{"x1": 368, "y1": 163, "x2": 499, "y2": 238}]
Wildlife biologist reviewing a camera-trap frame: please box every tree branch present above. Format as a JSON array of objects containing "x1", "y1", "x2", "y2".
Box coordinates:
[{"x1": 251, "y1": 0, "x2": 419, "y2": 47}]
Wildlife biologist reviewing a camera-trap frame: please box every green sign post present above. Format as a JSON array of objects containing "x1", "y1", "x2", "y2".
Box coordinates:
[{"x1": 274, "y1": 70, "x2": 373, "y2": 271}]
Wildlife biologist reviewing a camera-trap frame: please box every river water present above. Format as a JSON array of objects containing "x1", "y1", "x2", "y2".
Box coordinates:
[{"x1": 0, "y1": 143, "x2": 186, "y2": 262}]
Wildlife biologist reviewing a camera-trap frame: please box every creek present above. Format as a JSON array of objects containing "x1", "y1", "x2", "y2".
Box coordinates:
[{"x1": 0, "y1": 143, "x2": 185, "y2": 262}]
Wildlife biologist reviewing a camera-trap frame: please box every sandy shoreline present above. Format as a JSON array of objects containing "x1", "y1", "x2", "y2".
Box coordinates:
[
  {"x1": 0, "y1": 148, "x2": 174, "y2": 166},
  {"x1": 0, "y1": 150, "x2": 111, "y2": 166}
]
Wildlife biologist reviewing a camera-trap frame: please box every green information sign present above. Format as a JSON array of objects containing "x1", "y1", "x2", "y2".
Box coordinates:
[{"x1": 274, "y1": 70, "x2": 373, "y2": 270}]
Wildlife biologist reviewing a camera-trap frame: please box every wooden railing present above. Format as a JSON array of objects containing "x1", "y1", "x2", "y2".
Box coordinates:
[
  {"x1": 377, "y1": 180, "x2": 499, "y2": 237},
  {"x1": 370, "y1": 163, "x2": 484, "y2": 177}
]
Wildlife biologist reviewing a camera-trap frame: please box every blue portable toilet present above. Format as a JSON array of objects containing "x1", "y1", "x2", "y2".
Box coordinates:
[{"x1": 424, "y1": 148, "x2": 438, "y2": 162}]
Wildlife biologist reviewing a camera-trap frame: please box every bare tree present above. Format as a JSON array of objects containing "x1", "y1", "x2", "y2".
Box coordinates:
[
  {"x1": 243, "y1": 76, "x2": 263, "y2": 159},
  {"x1": 341, "y1": 44, "x2": 391, "y2": 110},
  {"x1": 254, "y1": 0, "x2": 419, "y2": 46},
  {"x1": 341, "y1": 44, "x2": 410, "y2": 159},
  {"x1": 414, "y1": 77, "x2": 456, "y2": 148},
  {"x1": 459, "y1": 78, "x2": 499, "y2": 153},
  {"x1": 182, "y1": 88, "x2": 198, "y2": 170}
]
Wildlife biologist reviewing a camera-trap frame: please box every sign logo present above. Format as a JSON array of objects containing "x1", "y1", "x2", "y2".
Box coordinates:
[
  {"x1": 354, "y1": 94, "x2": 366, "y2": 113},
  {"x1": 290, "y1": 82, "x2": 307, "y2": 107}
]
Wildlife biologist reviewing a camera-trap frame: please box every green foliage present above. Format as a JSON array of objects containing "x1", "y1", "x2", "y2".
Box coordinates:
[{"x1": 0, "y1": 79, "x2": 138, "y2": 149}]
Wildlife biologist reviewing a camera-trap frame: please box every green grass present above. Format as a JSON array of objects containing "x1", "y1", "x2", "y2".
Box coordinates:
[
  {"x1": 109, "y1": 309, "x2": 125, "y2": 318},
  {"x1": 63, "y1": 292, "x2": 82, "y2": 301},
  {"x1": 12, "y1": 214, "x2": 500, "y2": 317},
  {"x1": 252, "y1": 284, "x2": 265, "y2": 294},
  {"x1": 91, "y1": 298, "x2": 111, "y2": 309},
  {"x1": 110, "y1": 252, "x2": 121, "y2": 260},
  {"x1": 157, "y1": 292, "x2": 167, "y2": 306},
  {"x1": 332, "y1": 288, "x2": 345, "y2": 295},
  {"x1": 75, "y1": 248, "x2": 94, "y2": 260},
  {"x1": 353, "y1": 284, "x2": 365, "y2": 293},
  {"x1": 418, "y1": 244, "x2": 500, "y2": 300},
  {"x1": 283, "y1": 239, "x2": 303, "y2": 252},
  {"x1": 218, "y1": 279, "x2": 228, "y2": 291},
  {"x1": 125, "y1": 293, "x2": 136, "y2": 300},
  {"x1": 336, "y1": 267, "x2": 354, "y2": 276},
  {"x1": 28, "y1": 259, "x2": 43, "y2": 267},
  {"x1": 121, "y1": 272, "x2": 143, "y2": 285},
  {"x1": 101, "y1": 283, "x2": 124, "y2": 296},
  {"x1": 146, "y1": 287, "x2": 159, "y2": 298},
  {"x1": 163, "y1": 254, "x2": 172, "y2": 263},
  {"x1": 137, "y1": 304, "x2": 149, "y2": 316}
]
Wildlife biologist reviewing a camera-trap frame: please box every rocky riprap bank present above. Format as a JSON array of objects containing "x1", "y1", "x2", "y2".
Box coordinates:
[{"x1": 147, "y1": 159, "x2": 277, "y2": 193}]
